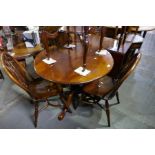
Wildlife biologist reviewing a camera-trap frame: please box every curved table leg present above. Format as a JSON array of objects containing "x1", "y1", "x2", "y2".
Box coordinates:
[{"x1": 58, "y1": 92, "x2": 74, "y2": 120}]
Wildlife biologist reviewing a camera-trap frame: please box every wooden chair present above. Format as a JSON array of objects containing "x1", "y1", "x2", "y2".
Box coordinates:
[
  {"x1": 122, "y1": 26, "x2": 143, "y2": 51},
  {"x1": 0, "y1": 52, "x2": 62, "y2": 127},
  {"x1": 40, "y1": 30, "x2": 59, "y2": 58},
  {"x1": 108, "y1": 26, "x2": 139, "y2": 45},
  {"x1": 40, "y1": 28, "x2": 71, "y2": 50},
  {"x1": 107, "y1": 26, "x2": 138, "y2": 52},
  {"x1": 82, "y1": 52, "x2": 142, "y2": 127},
  {"x1": 99, "y1": 26, "x2": 129, "y2": 52},
  {"x1": 104, "y1": 26, "x2": 143, "y2": 55}
]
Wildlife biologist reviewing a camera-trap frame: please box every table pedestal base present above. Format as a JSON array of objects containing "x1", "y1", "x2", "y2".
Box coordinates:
[{"x1": 58, "y1": 92, "x2": 74, "y2": 120}]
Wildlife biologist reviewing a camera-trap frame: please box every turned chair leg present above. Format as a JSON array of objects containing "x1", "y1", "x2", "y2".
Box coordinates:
[
  {"x1": 34, "y1": 101, "x2": 39, "y2": 128},
  {"x1": 116, "y1": 91, "x2": 120, "y2": 104},
  {"x1": 105, "y1": 100, "x2": 110, "y2": 127},
  {"x1": 0, "y1": 70, "x2": 4, "y2": 79}
]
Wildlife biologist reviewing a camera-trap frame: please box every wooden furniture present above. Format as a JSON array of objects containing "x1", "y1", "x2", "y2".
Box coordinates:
[
  {"x1": 99, "y1": 26, "x2": 120, "y2": 49},
  {"x1": 82, "y1": 52, "x2": 142, "y2": 127},
  {"x1": 114, "y1": 26, "x2": 144, "y2": 53},
  {"x1": 0, "y1": 27, "x2": 43, "y2": 61},
  {"x1": 1, "y1": 27, "x2": 43, "y2": 67},
  {"x1": 115, "y1": 26, "x2": 142, "y2": 52},
  {"x1": 62, "y1": 26, "x2": 133, "y2": 54},
  {"x1": 40, "y1": 27, "x2": 73, "y2": 48},
  {"x1": 104, "y1": 26, "x2": 143, "y2": 51},
  {"x1": 40, "y1": 30, "x2": 59, "y2": 58},
  {"x1": 123, "y1": 27, "x2": 144, "y2": 52},
  {"x1": 34, "y1": 34, "x2": 115, "y2": 120},
  {"x1": 94, "y1": 26, "x2": 155, "y2": 38},
  {"x1": 97, "y1": 26, "x2": 133, "y2": 53},
  {"x1": 9, "y1": 27, "x2": 72, "y2": 62},
  {"x1": 0, "y1": 52, "x2": 62, "y2": 127},
  {"x1": 34, "y1": 36, "x2": 114, "y2": 84},
  {"x1": 11, "y1": 42, "x2": 43, "y2": 60},
  {"x1": 0, "y1": 69, "x2": 4, "y2": 79},
  {"x1": 0, "y1": 32, "x2": 43, "y2": 78}
]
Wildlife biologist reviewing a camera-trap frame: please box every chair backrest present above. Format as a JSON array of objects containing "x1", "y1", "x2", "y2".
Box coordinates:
[
  {"x1": 40, "y1": 29, "x2": 70, "y2": 54},
  {"x1": 99, "y1": 26, "x2": 127, "y2": 51},
  {"x1": 0, "y1": 52, "x2": 32, "y2": 92},
  {"x1": 122, "y1": 26, "x2": 139, "y2": 44},
  {"x1": 105, "y1": 52, "x2": 142, "y2": 100},
  {"x1": 109, "y1": 26, "x2": 139, "y2": 50},
  {"x1": 107, "y1": 51, "x2": 124, "y2": 78},
  {"x1": 103, "y1": 26, "x2": 119, "y2": 39},
  {"x1": 41, "y1": 30, "x2": 59, "y2": 56},
  {"x1": 108, "y1": 42, "x2": 141, "y2": 80}
]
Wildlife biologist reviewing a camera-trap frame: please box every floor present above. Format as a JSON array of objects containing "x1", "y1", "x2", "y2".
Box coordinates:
[{"x1": 0, "y1": 31, "x2": 155, "y2": 129}]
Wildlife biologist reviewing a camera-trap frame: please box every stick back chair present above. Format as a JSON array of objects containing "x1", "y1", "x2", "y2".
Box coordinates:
[
  {"x1": 0, "y1": 52, "x2": 62, "y2": 127},
  {"x1": 82, "y1": 52, "x2": 142, "y2": 127},
  {"x1": 99, "y1": 26, "x2": 127, "y2": 52},
  {"x1": 122, "y1": 26, "x2": 143, "y2": 51}
]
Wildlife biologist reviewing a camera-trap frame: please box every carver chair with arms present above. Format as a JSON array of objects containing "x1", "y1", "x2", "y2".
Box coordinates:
[
  {"x1": 82, "y1": 52, "x2": 142, "y2": 127},
  {"x1": 0, "y1": 52, "x2": 62, "y2": 127}
]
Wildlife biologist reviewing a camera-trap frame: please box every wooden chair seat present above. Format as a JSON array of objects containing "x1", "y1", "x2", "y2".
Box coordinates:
[
  {"x1": 29, "y1": 78, "x2": 60, "y2": 100},
  {"x1": 83, "y1": 76, "x2": 114, "y2": 97}
]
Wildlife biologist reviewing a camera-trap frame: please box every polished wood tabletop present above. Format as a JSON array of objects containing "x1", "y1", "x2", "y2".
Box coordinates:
[
  {"x1": 34, "y1": 34, "x2": 115, "y2": 85},
  {"x1": 11, "y1": 42, "x2": 43, "y2": 60}
]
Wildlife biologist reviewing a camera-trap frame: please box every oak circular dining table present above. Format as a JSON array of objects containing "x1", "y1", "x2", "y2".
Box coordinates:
[
  {"x1": 34, "y1": 34, "x2": 115, "y2": 120},
  {"x1": 34, "y1": 35, "x2": 114, "y2": 120},
  {"x1": 34, "y1": 36, "x2": 114, "y2": 85}
]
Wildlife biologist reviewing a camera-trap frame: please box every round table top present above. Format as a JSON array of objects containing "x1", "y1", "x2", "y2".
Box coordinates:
[
  {"x1": 11, "y1": 42, "x2": 43, "y2": 60},
  {"x1": 34, "y1": 35, "x2": 114, "y2": 85}
]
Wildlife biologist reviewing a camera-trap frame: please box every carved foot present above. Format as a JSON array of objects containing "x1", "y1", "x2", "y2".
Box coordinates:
[
  {"x1": 58, "y1": 108, "x2": 68, "y2": 120},
  {"x1": 58, "y1": 92, "x2": 73, "y2": 120}
]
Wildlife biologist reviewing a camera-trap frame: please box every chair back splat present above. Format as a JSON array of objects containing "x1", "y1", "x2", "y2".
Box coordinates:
[
  {"x1": 1, "y1": 52, "x2": 32, "y2": 92},
  {"x1": 40, "y1": 30, "x2": 59, "y2": 58},
  {"x1": 105, "y1": 52, "x2": 142, "y2": 100}
]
